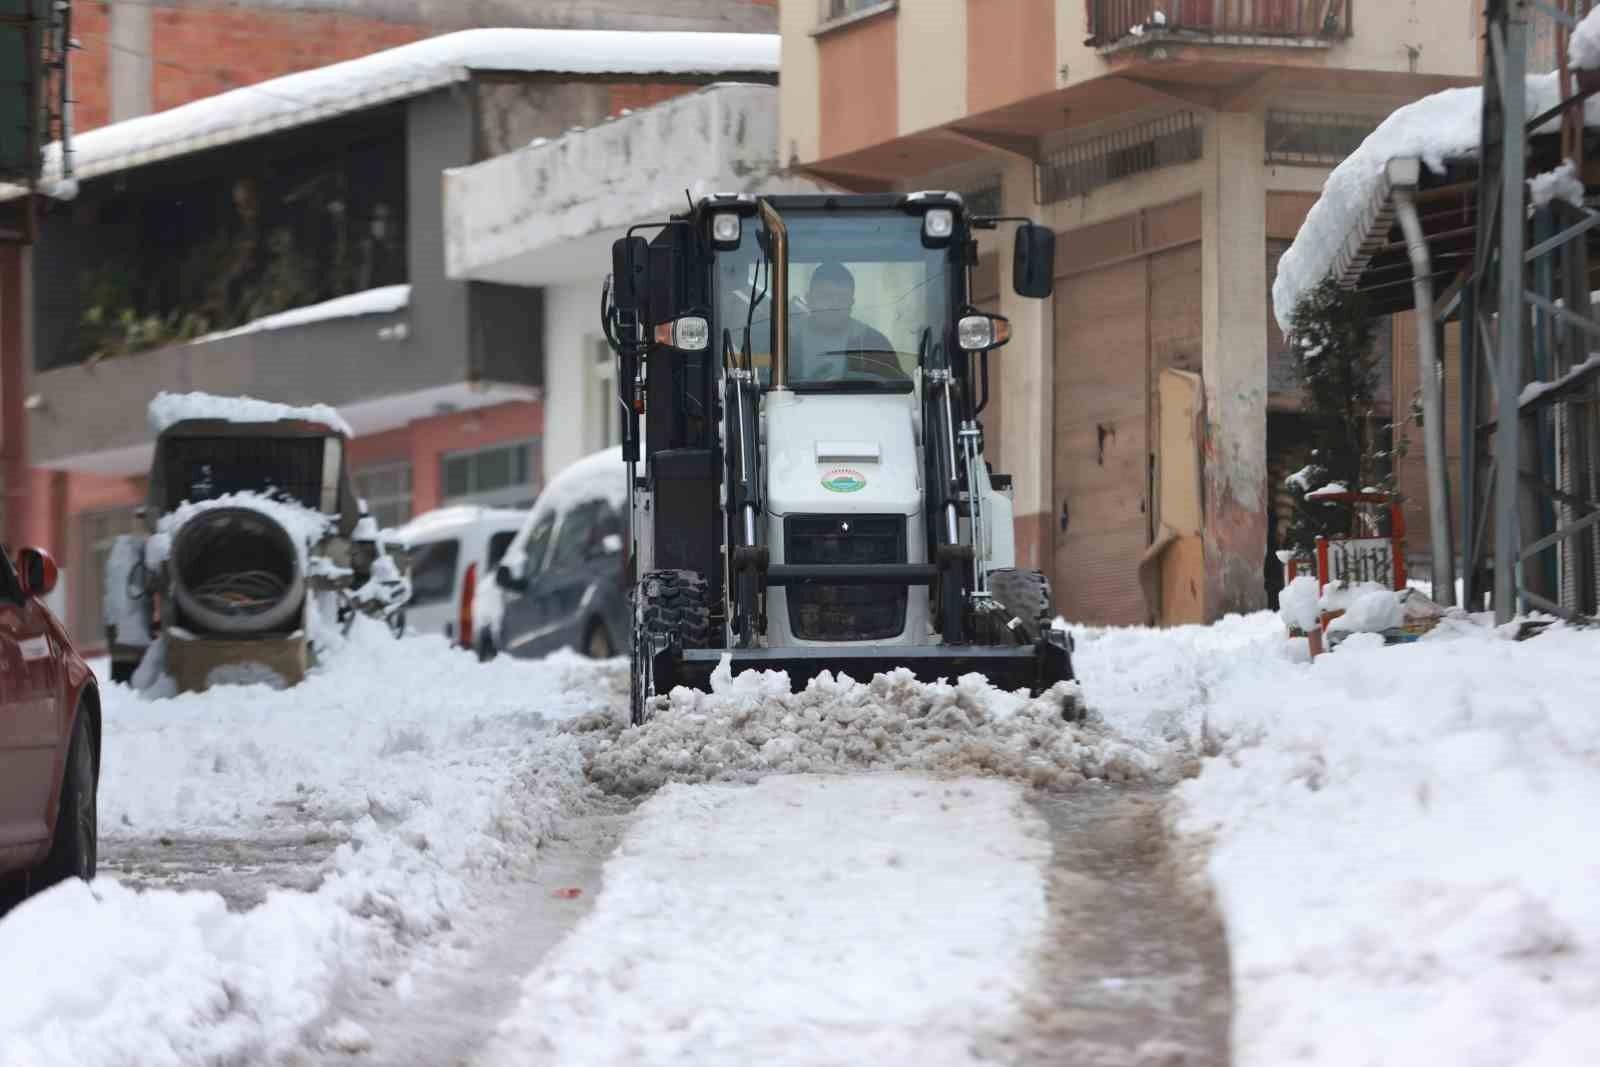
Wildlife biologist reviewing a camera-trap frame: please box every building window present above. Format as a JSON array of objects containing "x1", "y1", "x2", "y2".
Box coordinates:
[
  {"x1": 590, "y1": 338, "x2": 622, "y2": 453},
  {"x1": 1265, "y1": 111, "x2": 1381, "y2": 168},
  {"x1": 1037, "y1": 113, "x2": 1203, "y2": 203},
  {"x1": 814, "y1": 0, "x2": 896, "y2": 32},
  {"x1": 75, "y1": 506, "x2": 145, "y2": 646},
  {"x1": 354, "y1": 461, "x2": 413, "y2": 531},
  {"x1": 441, "y1": 440, "x2": 541, "y2": 509}
]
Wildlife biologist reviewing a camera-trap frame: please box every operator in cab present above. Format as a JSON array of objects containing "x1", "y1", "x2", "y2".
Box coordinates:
[{"x1": 791, "y1": 261, "x2": 902, "y2": 382}]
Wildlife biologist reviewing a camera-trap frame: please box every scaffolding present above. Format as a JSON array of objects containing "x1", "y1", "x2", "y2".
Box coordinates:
[{"x1": 1464, "y1": 0, "x2": 1600, "y2": 622}]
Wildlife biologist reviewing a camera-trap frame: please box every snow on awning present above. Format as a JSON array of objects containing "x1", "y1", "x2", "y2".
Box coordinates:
[
  {"x1": 190, "y1": 284, "x2": 409, "y2": 345},
  {"x1": 0, "y1": 29, "x2": 778, "y2": 203},
  {"x1": 1272, "y1": 73, "x2": 1600, "y2": 332}
]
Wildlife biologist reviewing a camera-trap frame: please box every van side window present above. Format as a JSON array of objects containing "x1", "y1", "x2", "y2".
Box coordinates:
[
  {"x1": 549, "y1": 501, "x2": 605, "y2": 571},
  {"x1": 409, "y1": 539, "x2": 460, "y2": 606}
]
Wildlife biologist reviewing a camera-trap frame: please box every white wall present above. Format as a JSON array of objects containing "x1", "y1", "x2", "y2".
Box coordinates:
[{"x1": 541, "y1": 278, "x2": 610, "y2": 482}]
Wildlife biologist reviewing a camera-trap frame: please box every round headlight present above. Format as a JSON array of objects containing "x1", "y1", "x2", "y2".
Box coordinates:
[{"x1": 712, "y1": 212, "x2": 741, "y2": 245}]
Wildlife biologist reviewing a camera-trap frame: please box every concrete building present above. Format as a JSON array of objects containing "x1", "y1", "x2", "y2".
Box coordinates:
[
  {"x1": 2, "y1": 29, "x2": 777, "y2": 648},
  {"x1": 778, "y1": 0, "x2": 1481, "y2": 624}
]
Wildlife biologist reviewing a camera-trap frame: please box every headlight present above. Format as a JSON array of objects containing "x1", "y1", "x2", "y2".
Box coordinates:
[
  {"x1": 923, "y1": 208, "x2": 954, "y2": 240},
  {"x1": 958, "y1": 313, "x2": 1010, "y2": 351},
  {"x1": 654, "y1": 315, "x2": 710, "y2": 351},
  {"x1": 712, "y1": 212, "x2": 741, "y2": 247}
]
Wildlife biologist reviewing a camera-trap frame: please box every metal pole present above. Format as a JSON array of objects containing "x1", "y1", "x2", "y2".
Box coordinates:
[
  {"x1": 1461, "y1": 281, "x2": 1478, "y2": 607},
  {"x1": 0, "y1": 242, "x2": 28, "y2": 548},
  {"x1": 1395, "y1": 182, "x2": 1457, "y2": 605},
  {"x1": 1493, "y1": 9, "x2": 1528, "y2": 623}
]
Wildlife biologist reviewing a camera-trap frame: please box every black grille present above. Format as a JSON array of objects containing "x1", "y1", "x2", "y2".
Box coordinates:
[
  {"x1": 784, "y1": 515, "x2": 907, "y2": 641},
  {"x1": 160, "y1": 436, "x2": 328, "y2": 512}
]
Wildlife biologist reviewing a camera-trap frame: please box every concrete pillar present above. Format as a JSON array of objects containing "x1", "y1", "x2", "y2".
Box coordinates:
[
  {"x1": 997, "y1": 159, "x2": 1054, "y2": 573},
  {"x1": 109, "y1": 0, "x2": 154, "y2": 124},
  {"x1": 1199, "y1": 111, "x2": 1269, "y2": 616}
]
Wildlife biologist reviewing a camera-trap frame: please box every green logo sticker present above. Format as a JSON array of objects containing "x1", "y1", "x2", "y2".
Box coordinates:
[{"x1": 821, "y1": 468, "x2": 867, "y2": 493}]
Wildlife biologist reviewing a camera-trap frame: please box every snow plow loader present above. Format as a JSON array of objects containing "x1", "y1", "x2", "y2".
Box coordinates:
[{"x1": 604, "y1": 193, "x2": 1074, "y2": 724}]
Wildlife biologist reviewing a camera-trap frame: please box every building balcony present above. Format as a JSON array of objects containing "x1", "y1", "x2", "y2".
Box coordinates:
[{"x1": 1087, "y1": 0, "x2": 1351, "y2": 51}]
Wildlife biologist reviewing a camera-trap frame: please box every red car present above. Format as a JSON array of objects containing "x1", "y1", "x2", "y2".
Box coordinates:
[{"x1": 0, "y1": 545, "x2": 100, "y2": 911}]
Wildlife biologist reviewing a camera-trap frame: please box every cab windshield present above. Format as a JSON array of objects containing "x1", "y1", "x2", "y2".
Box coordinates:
[{"x1": 715, "y1": 209, "x2": 951, "y2": 393}]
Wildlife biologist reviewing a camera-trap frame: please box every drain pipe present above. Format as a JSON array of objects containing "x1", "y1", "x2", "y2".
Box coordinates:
[{"x1": 1392, "y1": 159, "x2": 1456, "y2": 605}]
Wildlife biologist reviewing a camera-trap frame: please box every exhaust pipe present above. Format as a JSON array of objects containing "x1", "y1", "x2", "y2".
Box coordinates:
[{"x1": 758, "y1": 200, "x2": 789, "y2": 391}]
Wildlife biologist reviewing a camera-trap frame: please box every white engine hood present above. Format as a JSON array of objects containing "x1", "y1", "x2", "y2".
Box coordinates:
[{"x1": 764, "y1": 391, "x2": 921, "y2": 517}]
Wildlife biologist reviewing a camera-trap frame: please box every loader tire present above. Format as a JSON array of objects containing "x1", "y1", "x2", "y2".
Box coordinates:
[
  {"x1": 630, "y1": 571, "x2": 711, "y2": 726},
  {"x1": 989, "y1": 568, "x2": 1055, "y2": 644}
]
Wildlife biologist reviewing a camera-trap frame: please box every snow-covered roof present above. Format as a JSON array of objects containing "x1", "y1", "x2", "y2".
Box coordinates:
[
  {"x1": 394, "y1": 505, "x2": 528, "y2": 544},
  {"x1": 191, "y1": 285, "x2": 409, "y2": 345},
  {"x1": 530, "y1": 446, "x2": 628, "y2": 521},
  {"x1": 149, "y1": 392, "x2": 354, "y2": 437},
  {"x1": 1, "y1": 29, "x2": 779, "y2": 202},
  {"x1": 1273, "y1": 73, "x2": 1600, "y2": 333}
]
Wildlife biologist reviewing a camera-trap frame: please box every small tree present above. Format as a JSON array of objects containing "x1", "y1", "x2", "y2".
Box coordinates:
[{"x1": 1281, "y1": 278, "x2": 1387, "y2": 556}]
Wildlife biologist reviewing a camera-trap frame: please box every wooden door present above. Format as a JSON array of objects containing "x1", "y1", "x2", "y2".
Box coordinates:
[{"x1": 1052, "y1": 258, "x2": 1151, "y2": 626}]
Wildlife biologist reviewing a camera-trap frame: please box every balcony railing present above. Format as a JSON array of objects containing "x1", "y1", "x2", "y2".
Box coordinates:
[{"x1": 1088, "y1": 0, "x2": 1351, "y2": 47}]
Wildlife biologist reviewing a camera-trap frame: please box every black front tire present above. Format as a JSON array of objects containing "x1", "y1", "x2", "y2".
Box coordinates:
[
  {"x1": 36, "y1": 704, "x2": 97, "y2": 890},
  {"x1": 109, "y1": 659, "x2": 137, "y2": 685},
  {"x1": 477, "y1": 632, "x2": 498, "y2": 663},
  {"x1": 989, "y1": 568, "x2": 1056, "y2": 644},
  {"x1": 630, "y1": 570, "x2": 711, "y2": 726}
]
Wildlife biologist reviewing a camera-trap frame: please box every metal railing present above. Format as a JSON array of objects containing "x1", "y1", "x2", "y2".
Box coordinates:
[
  {"x1": 1089, "y1": 0, "x2": 1352, "y2": 46},
  {"x1": 1036, "y1": 112, "x2": 1202, "y2": 203}
]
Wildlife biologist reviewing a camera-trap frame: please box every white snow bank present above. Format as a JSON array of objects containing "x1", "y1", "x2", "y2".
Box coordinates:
[
  {"x1": 191, "y1": 284, "x2": 409, "y2": 344},
  {"x1": 1529, "y1": 159, "x2": 1585, "y2": 208},
  {"x1": 1175, "y1": 619, "x2": 1600, "y2": 1067},
  {"x1": 1325, "y1": 587, "x2": 1403, "y2": 634},
  {"x1": 148, "y1": 391, "x2": 352, "y2": 437},
  {"x1": 0, "y1": 626, "x2": 612, "y2": 1064},
  {"x1": 1318, "y1": 579, "x2": 1394, "y2": 614},
  {"x1": 4, "y1": 30, "x2": 779, "y2": 199},
  {"x1": 1520, "y1": 351, "x2": 1600, "y2": 406},
  {"x1": 479, "y1": 774, "x2": 1049, "y2": 1066},
  {"x1": 1573, "y1": 5, "x2": 1600, "y2": 70},
  {"x1": 1278, "y1": 574, "x2": 1323, "y2": 632},
  {"x1": 1273, "y1": 74, "x2": 1600, "y2": 333},
  {"x1": 1305, "y1": 481, "x2": 1350, "y2": 500}
]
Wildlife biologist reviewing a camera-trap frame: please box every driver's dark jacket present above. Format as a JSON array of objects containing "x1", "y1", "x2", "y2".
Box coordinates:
[{"x1": 791, "y1": 320, "x2": 898, "y2": 380}]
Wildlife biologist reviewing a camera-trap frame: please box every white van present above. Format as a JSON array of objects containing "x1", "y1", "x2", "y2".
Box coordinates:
[{"x1": 394, "y1": 506, "x2": 526, "y2": 645}]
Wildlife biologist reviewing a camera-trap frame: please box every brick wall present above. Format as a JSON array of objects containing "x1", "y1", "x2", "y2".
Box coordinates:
[{"x1": 72, "y1": 2, "x2": 112, "y2": 133}]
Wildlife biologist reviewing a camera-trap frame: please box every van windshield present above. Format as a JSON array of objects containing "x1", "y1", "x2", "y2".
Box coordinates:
[{"x1": 715, "y1": 210, "x2": 949, "y2": 393}]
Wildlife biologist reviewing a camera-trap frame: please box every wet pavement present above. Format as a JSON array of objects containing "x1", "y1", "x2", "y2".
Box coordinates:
[
  {"x1": 995, "y1": 786, "x2": 1233, "y2": 1067},
  {"x1": 101, "y1": 830, "x2": 337, "y2": 908}
]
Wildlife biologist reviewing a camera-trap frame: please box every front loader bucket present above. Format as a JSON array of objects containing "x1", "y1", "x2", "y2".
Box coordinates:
[{"x1": 658, "y1": 640, "x2": 1074, "y2": 697}]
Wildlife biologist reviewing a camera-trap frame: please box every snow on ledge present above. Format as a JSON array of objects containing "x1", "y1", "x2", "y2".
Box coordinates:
[
  {"x1": 149, "y1": 391, "x2": 354, "y2": 437},
  {"x1": 191, "y1": 284, "x2": 410, "y2": 345},
  {"x1": 1573, "y1": 5, "x2": 1600, "y2": 70},
  {"x1": 0, "y1": 29, "x2": 779, "y2": 201},
  {"x1": 1520, "y1": 351, "x2": 1600, "y2": 407},
  {"x1": 1273, "y1": 74, "x2": 1600, "y2": 334}
]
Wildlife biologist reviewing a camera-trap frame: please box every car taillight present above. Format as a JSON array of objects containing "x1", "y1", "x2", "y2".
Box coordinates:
[{"x1": 459, "y1": 562, "x2": 476, "y2": 650}]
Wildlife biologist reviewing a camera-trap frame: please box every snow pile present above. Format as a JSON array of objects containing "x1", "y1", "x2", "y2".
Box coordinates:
[
  {"x1": 1318, "y1": 579, "x2": 1394, "y2": 615},
  {"x1": 148, "y1": 390, "x2": 353, "y2": 437},
  {"x1": 1278, "y1": 574, "x2": 1322, "y2": 632},
  {"x1": 1176, "y1": 620, "x2": 1600, "y2": 1066},
  {"x1": 480, "y1": 774, "x2": 1049, "y2": 1066},
  {"x1": 1529, "y1": 159, "x2": 1585, "y2": 208},
  {"x1": 0, "y1": 627, "x2": 613, "y2": 1065},
  {"x1": 1273, "y1": 75, "x2": 1600, "y2": 333},
  {"x1": 1572, "y1": 5, "x2": 1600, "y2": 70},
  {"x1": 1325, "y1": 587, "x2": 1403, "y2": 634},
  {"x1": 578, "y1": 667, "x2": 1166, "y2": 797},
  {"x1": 192, "y1": 284, "x2": 409, "y2": 344}
]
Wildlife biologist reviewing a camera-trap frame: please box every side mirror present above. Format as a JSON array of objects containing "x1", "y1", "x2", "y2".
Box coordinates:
[
  {"x1": 957, "y1": 312, "x2": 1012, "y2": 353},
  {"x1": 611, "y1": 236, "x2": 650, "y2": 314},
  {"x1": 1013, "y1": 223, "x2": 1055, "y2": 299},
  {"x1": 16, "y1": 547, "x2": 59, "y2": 599},
  {"x1": 496, "y1": 563, "x2": 525, "y2": 592}
]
